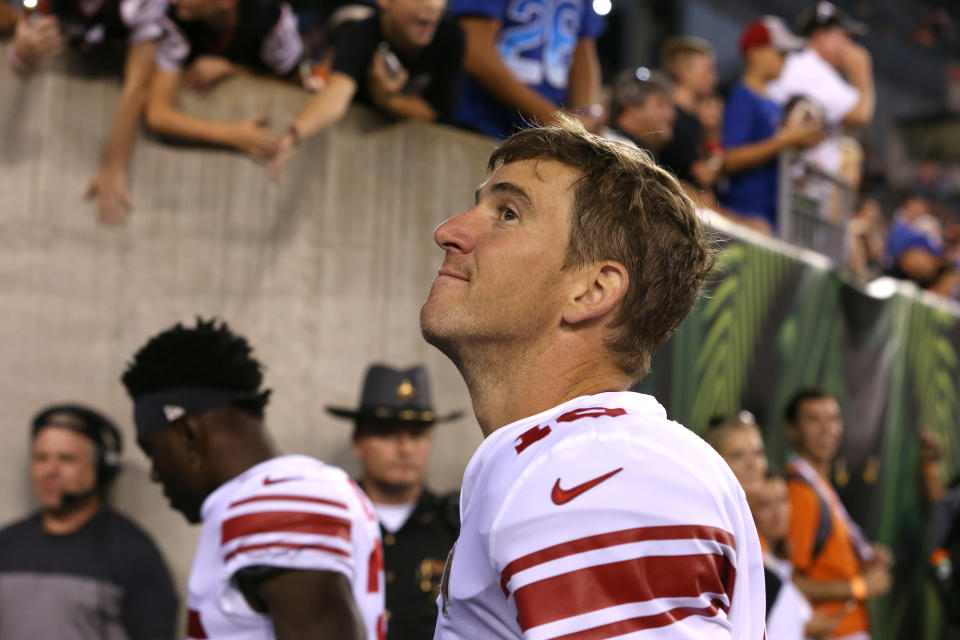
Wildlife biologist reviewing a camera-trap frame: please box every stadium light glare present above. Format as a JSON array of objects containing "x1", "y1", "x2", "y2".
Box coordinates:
[
  {"x1": 23, "y1": 0, "x2": 38, "y2": 9},
  {"x1": 593, "y1": 0, "x2": 612, "y2": 16}
]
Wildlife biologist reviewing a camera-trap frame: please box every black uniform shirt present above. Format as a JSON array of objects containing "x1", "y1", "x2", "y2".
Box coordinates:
[{"x1": 375, "y1": 488, "x2": 460, "y2": 640}]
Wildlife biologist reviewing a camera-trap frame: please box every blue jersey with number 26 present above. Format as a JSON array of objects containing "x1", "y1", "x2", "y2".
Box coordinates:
[{"x1": 450, "y1": 0, "x2": 605, "y2": 139}]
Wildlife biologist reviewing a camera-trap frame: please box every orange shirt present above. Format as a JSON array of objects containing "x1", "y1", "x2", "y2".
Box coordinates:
[{"x1": 786, "y1": 477, "x2": 869, "y2": 637}]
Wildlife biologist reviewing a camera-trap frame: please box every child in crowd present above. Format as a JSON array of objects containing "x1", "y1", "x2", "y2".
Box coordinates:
[
  {"x1": 719, "y1": 16, "x2": 824, "y2": 235},
  {"x1": 272, "y1": 0, "x2": 463, "y2": 176},
  {"x1": 7, "y1": 0, "x2": 167, "y2": 223},
  {"x1": 145, "y1": 0, "x2": 305, "y2": 161}
]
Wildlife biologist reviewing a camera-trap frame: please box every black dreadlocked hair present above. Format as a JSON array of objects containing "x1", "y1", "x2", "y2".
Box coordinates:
[{"x1": 121, "y1": 318, "x2": 270, "y2": 417}]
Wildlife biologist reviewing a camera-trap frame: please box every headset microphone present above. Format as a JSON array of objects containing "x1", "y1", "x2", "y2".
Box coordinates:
[{"x1": 59, "y1": 486, "x2": 101, "y2": 509}]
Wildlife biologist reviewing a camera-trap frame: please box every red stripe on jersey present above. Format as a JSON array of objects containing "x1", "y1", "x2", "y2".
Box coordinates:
[
  {"x1": 547, "y1": 603, "x2": 722, "y2": 640},
  {"x1": 223, "y1": 541, "x2": 351, "y2": 562},
  {"x1": 221, "y1": 511, "x2": 351, "y2": 545},
  {"x1": 500, "y1": 525, "x2": 736, "y2": 595},
  {"x1": 513, "y1": 553, "x2": 736, "y2": 631},
  {"x1": 228, "y1": 494, "x2": 348, "y2": 510},
  {"x1": 186, "y1": 609, "x2": 208, "y2": 639}
]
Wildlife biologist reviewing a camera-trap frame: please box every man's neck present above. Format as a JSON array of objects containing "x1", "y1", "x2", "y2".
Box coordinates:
[
  {"x1": 363, "y1": 479, "x2": 423, "y2": 505},
  {"x1": 457, "y1": 340, "x2": 632, "y2": 437},
  {"x1": 742, "y1": 68, "x2": 768, "y2": 94},
  {"x1": 42, "y1": 496, "x2": 100, "y2": 535},
  {"x1": 799, "y1": 451, "x2": 832, "y2": 481},
  {"x1": 672, "y1": 85, "x2": 697, "y2": 112},
  {"x1": 206, "y1": 423, "x2": 278, "y2": 491}
]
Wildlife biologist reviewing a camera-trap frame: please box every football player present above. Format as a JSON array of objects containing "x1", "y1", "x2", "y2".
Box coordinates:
[
  {"x1": 420, "y1": 117, "x2": 766, "y2": 638},
  {"x1": 122, "y1": 318, "x2": 386, "y2": 640}
]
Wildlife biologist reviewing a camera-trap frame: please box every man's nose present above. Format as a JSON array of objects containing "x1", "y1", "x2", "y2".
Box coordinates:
[{"x1": 433, "y1": 208, "x2": 479, "y2": 255}]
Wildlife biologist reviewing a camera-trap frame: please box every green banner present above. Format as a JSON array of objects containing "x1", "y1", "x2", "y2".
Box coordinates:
[{"x1": 637, "y1": 236, "x2": 960, "y2": 639}]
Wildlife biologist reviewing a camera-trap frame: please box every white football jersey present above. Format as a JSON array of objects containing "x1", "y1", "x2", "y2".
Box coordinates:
[
  {"x1": 185, "y1": 455, "x2": 385, "y2": 640},
  {"x1": 434, "y1": 392, "x2": 766, "y2": 640}
]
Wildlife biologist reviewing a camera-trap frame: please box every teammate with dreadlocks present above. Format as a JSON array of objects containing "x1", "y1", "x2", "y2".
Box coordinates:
[{"x1": 122, "y1": 319, "x2": 386, "y2": 640}]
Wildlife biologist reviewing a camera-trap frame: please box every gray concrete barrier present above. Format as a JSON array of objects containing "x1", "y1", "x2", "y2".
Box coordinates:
[{"x1": 0, "y1": 56, "x2": 494, "y2": 600}]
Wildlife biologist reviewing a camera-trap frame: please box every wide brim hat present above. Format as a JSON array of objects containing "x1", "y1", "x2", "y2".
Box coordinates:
[{"x1": 326, "y1": 364, "x2": 462, "y2": 423}]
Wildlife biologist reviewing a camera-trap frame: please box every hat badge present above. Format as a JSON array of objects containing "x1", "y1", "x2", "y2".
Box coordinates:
[{"x1": 396, "y1": 379, "x2": 415, "y2": 400}]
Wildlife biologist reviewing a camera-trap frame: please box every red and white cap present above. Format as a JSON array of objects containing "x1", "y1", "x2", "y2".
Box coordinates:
[{"x1": 739, "y1": 15, "x2": 805, "y2": 54}]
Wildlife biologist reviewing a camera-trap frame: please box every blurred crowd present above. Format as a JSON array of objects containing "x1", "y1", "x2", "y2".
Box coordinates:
[
  {"x1": 2, "y1": 0, "x2": 959, "y2": 297},
  {"x1": 2, "y1": 0, "x2": 960, "y2": 637},
  {"x1": 706, "y1": 392, "x2": 960, "y2": 639}
]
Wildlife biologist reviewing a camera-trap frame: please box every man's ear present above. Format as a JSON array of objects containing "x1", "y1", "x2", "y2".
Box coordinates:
[
  {"x1": 178, "y1": 415, "x2": 205, "y2": 463},
  {"x1": 562, "y1": 260, "x2": 629, "y2": 326}
]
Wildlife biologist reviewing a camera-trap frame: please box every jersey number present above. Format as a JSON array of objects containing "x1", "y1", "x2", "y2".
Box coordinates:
[
  {"x1": 498, "y1": 0, "x2": 581, "y2": 89},
  {"x1": 515, "y1": 407, "x2": 626, "y2": 455},
  {"x1": 367, "y1": 539, "x2": 383, "y2": 593}
]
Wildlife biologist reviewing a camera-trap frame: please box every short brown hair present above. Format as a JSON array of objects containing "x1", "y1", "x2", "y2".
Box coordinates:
[
  {"x1": 660, "y1": 36, "x2": 714, "y2": 78},
  {"x1": 488, "y1": 116, "x2": 714, "y2": 380},
  {"x1": 608, "y1": 69, "x2": 673, "y2": 124}
]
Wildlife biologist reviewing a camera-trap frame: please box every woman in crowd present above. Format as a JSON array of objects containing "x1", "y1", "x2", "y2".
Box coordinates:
[{"x1": 706, "y1": 413, "x2": 847, "y2": 639}]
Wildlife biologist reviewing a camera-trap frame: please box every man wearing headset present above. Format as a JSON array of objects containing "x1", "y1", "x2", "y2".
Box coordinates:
[{"x1": 0, "y1": 404, "x2": 178, "y2": 640}]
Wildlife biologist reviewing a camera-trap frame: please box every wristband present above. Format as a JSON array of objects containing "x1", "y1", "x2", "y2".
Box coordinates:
[
  {"x1": 849, "y1": 574, "x2": 867, "y2": 601},
  {"x1": 287, "y1": 123, "x2": 301, "y2": 146}
]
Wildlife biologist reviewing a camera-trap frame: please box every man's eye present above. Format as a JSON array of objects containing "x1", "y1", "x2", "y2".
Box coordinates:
[{"x1": 500, "y1": 207, "x2": 518, "y2": 221}]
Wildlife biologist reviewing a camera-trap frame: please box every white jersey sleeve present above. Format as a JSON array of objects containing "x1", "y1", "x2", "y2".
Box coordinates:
[
  {"x1": 219, "y1": 474, "x2": 358, "y2": 580},
  {"x1": 259, "y1": 3, "x2": 302, "y2": 76},
  {"x1": 488, "y1": 403, "x2": 766, "y2": 639},
  {"x1": 186, "y1": 455, "x2": 385, "y2": 640},
  {"x1": 119, "y1": 0, "x2": 167, "y2": 43}
]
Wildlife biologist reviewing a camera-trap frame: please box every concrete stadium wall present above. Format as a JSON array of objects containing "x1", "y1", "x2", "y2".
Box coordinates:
[{"x1": 0, "y1": 58, "x2": 495, "y2": 601}]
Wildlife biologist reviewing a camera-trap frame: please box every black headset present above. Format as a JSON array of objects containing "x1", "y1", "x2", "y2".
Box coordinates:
[{"x1": 31, "y1": 404, "x2": 123, "y2": 490}]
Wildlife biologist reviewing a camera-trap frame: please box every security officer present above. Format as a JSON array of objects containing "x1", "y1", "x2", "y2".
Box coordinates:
[{"x1": 328, "y1": 364, "x2": 462, "y2": 640}]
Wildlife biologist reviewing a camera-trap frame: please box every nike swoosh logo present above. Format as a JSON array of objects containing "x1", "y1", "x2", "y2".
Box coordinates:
[
  {"x1": 263, "y1": 476, "x2": 303, "y2": 486},
  {"x1": 551, "y1": 467, "x2": 623, "y2": 505}
]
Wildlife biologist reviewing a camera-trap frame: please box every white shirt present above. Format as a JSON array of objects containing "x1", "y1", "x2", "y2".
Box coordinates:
[
  {"x1": 373, "y1": 501, "x2": 417, "y2": 534},
  {"x1": 766, "y1": 47, "x2": 860, "y2": 174},
  {"x1": 186, "y1": 455, "x2": 385, "y2": 640},
  {"x1": 434, "y1": 392, "x2": 766, "y2": 640},
  {"x1": 763, "y1": 555, "x2": 811, "y2": 640}
]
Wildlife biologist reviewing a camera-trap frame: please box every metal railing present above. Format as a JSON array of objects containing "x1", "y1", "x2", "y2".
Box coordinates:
[{"x1": 777, "y1": 150, "x2": 855, "y2": 264}]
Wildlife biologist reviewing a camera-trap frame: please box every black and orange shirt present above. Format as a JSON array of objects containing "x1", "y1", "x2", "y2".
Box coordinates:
[{"x1": 785, "y1": 466, "x2": 869, "y2": 636}]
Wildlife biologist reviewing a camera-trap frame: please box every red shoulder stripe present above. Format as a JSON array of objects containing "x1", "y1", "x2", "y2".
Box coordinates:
[
  {"x1": 545, "y1": 603, "x2": 722, "y2": 640},
  {"x1": 224, "y1": 541, "x2": 352, "y2": 562},
  {"x1": 228, "y1": 494, "x2": 348, "y2": 510},
  {"x1": 513, "y1": 553, "x2": 735, "y2": 631},
  {"x1": 222, "y1": 511, "x2": 351, "y2": 545},
  {"x1": 500, "y1": 525, "x2": 735, "y2": 595},
  {"x1": 186, "y1": 609, "x2": 208, "y2": 639}
]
